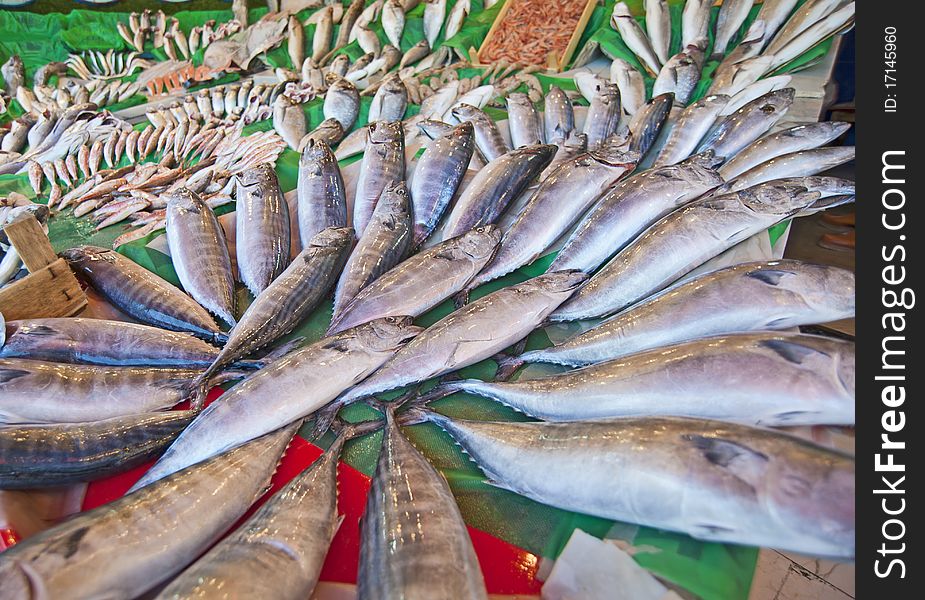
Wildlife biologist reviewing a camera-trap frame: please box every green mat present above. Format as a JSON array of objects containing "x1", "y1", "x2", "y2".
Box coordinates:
[{"x1": 0, "y1": 2, "x2": 841, "y2": 597}]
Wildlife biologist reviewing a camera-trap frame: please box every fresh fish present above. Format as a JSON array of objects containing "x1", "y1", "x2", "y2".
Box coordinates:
[
  {"x1": 298, "y1": 139, "x2": 348, "y2": 247},
  {"x1": 551, "y1": 177, "x2": 852, "y2": 321},
  {"x1": 721, "y1": 74, "x2": 792, "y2": 116},
  {"x1": 543, "y1": 85, "x2": 574, "y2": 144},
  {"x1": 0, "y1": 358, "x2": 206, "y2": 424},
  {"x1": 423, "y1": 0, "x2": 447, "y2": 47},
  {"x1": 0, "y1": 426, "x2": 297, "y2": 598},
  {"x1": 697, "y1": 88, "x2": 795, "y2": 160},
  {"x1": 323, "y1": 76, "x2": 361, "y2": 130},
  {"x1": 582, "y1": 82, "x2": 621, "y2": 150},
  {"x1": 301, "y1": 117, "x2": 346, "y2": 150},
  {"x1": 471, "y1": 143, "x2": 638, "y2": 287},
  {"x1": 197, "y1": 227, "x2": 354, "y2": 391},
  {"x1": 235, "y1": 164, "x2": 292, "y2": 296},
  {"x1": 451, "y1": 103, "x2": 510, "y2": 161},
  {"x1": 336, "y1": 271, "x2": 587, "y2": 404},
  {"x1": 0, "y1": 410, "x2": 196, "y2": 489},
  {"x1": 681, "y1": 0, "x2": 712, "y2": 48},
  {"x1": 652, "y1": 49, "x2": 702, "y2": 106},
  {"x1": 353, "y1": 121, "x2": 405, "y2": 236},
  {"x1": 610, "y1": 2, "x2": 661, "y2": 75},
  {"x1": 653, "y1": 95, "x2": 730, "y2": 167},
  {"x1": 766, "y1": 3, "x2": 856, "y2": 71},
  {"x1": 445, "y1": 0, "x2": 470, "y2": 40},
  {"x1": 27, "y1": 112, "x2": 57, "y2": 150},
  {"x1": 356, "y1": 25, "x2": 382, "y2": 56},
  {"x1": 311, "y1": 7, "x2": 334, "y2": 63},
  {"x1": 446, "y1": 84, "x2": 494, "y2": 123},
  {"x1": 707, "y1": 55, "x2": 776, "y2": 98},
  {"x1": 408, "y1": 121, "x2": 475, "y2": 246},
  {"x1": 155, "y1": 425, "x2": 350, "y2": 600},
  {"x1": 1, "y1": 115, "x2": 35, "y2": 154},
  {"x1": 720, "y1": 121, "x2": 852, "y2": 180},
  {"x1": 766, "y1": 0, "x2": 847, "y2": 56},
  {"x1": 351, "y1": 0, "x2": 383, "y2": 43},
  {"x1": 273, "y1": 94, "x2": 307, "y2": 151},
  {"x1": 331, "y1": 0, "x2": 367, "y2": 58},
  {"x1": 419, "y1": 79, "x2": 459, "y2": 120},
  {"x1": 166, "y1": 188, "x2": 237, "y2": 326},
  {"x1": 540, "y1": 130, "x2": 588, "y2": 181},
  {"x1": 441, "y1": 144, "x2": 556, "y2": 239},
  {"x1": 328, "y1": 226, "x2": 501, "y2": 334},
  {"x1": 359, "y1": 404, "x2": 488, "y2": 600},
  {"x1": 130, "y1": 317, "x2": 422, "y2": 489},
  {"x1": 550, "y1": 154, "x2": 725, "y2": 274},
  {"x1": 506, "y1": 92, "x2": 544, "y2": 148},
  {"x1": 1, "y1": 55, "x2": 24, "y2": 97},
  {"x1": 453, "y1": 331, "x2": 854, "y2": 426},
  {"x1": 382, "y1": 0, "x2": 406, "y2": 48},
  {"x1": 609, "y1": 58, "x2": 646, "y2": 117},
  {"x1": 628, "y1": 92, "x2": 673, "y2": 157},
  {"x1": 410, "y1": 412, "x2": 855, "y2": 559},
  {"x1": 712, "y1": 0, "x2": 755, "y2": 59},
  {"x1": 645, "y1": 0, "x2": 671, "y2": 65},
  {"x1": 0, "y1": 317, "x2": 225, "y2": 367},
  {"x1": 754, "y1": 0, "x2": 802, "y2": 48},
  {"x1": 61, "y1": 245, "x2": 224, "y2": 342},
  {"x1": 368, "y1": 75, "x2": 408, "y2": 122},
  {"x1": 720, "y1": 146, "x2": 856, "y2": 192}
]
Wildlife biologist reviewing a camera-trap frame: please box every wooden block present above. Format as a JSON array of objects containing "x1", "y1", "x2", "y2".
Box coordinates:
[
  {"x1": 2, "y1": 215, "x2": 56, "y2": 274},
  {"x1": 0, "y1": 258, "x2": 87, "y2": 320}
]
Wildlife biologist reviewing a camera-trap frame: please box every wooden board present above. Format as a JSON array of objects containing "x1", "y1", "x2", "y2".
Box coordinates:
[{"x1": 0, "y1": 258, "x2": 87, "y2": 320}]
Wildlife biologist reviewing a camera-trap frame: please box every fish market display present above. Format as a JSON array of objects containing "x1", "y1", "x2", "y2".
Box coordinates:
[{"x1": 479, "y1": 0, "x2": 591, "y2": 67}]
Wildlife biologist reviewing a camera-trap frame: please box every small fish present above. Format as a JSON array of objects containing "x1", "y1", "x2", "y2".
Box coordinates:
[
  {"x1": 582, "y1": 82, "x2": 622, "y2": 150},
  {"x1": 712, "y1": 0, "x2": 755, "y2": 59},
  {"x1": 297, "y1": 139, "x2": 348, "y2": 247},
  {"x1": 611, "y1": 2, "x2": 661, "y2": 75},
  {"x1": 272, "y1": 94, "x2": 307, "y2": 151},
  {"x1": 653, "y1": 95, "x2": 730, "y2": 167},
  {"x1": 445, "y1": 0, "x2": 470, "y2": 40},
  {"x1": 322, "y1": 76, "x2": 360, "y2": 130},
  {"x1": 312, "y1": 6, "x2": 334, "y2": 63},
  {"x1": 543, "y1": 85, "x2": 574, "y2": 145},
  {"x1": 399, "y1": 39, "x2": 431, "y2": 69},
  {"x1": 652, "y1": 48, "x2": 703, "y2": 106},
  {"x1": 720, "y1": 121, "x2": 852, "y2": 180},
  {"x1": 288, "y1": 15, "x2": 305, "y2": 69},
  {"x1": 609, "y1": 57, "x2": 646, "y2": 117},
  {"x1": 368, "y1": 75, "x2": 408, "y2": 122},
  {"x1": 382, "y1": 0, "x2": 406, "y2": 49},
  {"x1": 627, "y1": 92, "x2": 674, "y2": 157},
  {"x1": 506, "y1": 92, "x2": 544, "y2": 148},
  {"x1": 451, "y1": 103, "x2": 510, "y2": 162},
  {"x1": 423, "y1": 0, "x2": 447, "y2": 47},
  {"x1": 681, "y1": 0, "x2": 712, "y2": 48},
  {"x1": 645, "y1": 0, "x2": 671, "y2": 65}
]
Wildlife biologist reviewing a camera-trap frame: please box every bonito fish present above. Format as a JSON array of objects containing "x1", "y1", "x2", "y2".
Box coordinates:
[
  {"x1": 353, "y1": 121, "x2": 405, "y2": 236},
  {"x1": 235, "y1": 163, "x2": 292, "y2": 296},
  {"x1": 719, "y1": 121, "x2": 852, "y2": 180},
  {"x1": 297, "y1": 138, "x2": 348, "y2": 247}
]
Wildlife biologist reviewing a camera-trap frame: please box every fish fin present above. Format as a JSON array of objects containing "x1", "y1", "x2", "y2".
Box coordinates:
[
  {"x1": 760, "y1": 338, "x2": 831, "y2": 364},
  {"x1": 745, "y1": 268, "x2": 794, "y2": 286},
  {"x1": 452, "y1": 289, "x2": 469, "y2": 309},
  {"x1": 689, "y1": 523, "x2": 737, "y2": 541},
  {"x1": 0, "y1": 367, "x2": 30, "y2": 384},
  {"x1": 257, "y1": 337, "x2": 306, "y2": 363},
  {"x1": 493, "y1": 353, "x2": 525, "y2": 381},
  {"x1": 482, "y1": 478, "x2": 517, "y2": 493},
  {"x1": 309, "y1": 401, "x2": 345, "y2": 440},
  {"x1": 685, "y1": 434, "x2": 769, "y2": 490},
  {"x1": 763, "y1": 316, "x2": 795, "y2": 328}
]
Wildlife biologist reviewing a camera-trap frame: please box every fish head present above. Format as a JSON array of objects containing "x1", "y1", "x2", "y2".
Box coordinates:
[
  {"x1": 506, "y1": 92, "x2": 532, "y2": 108},
  {"x1": 164, "y1": 187, "x2": 205, "y2": 214},
  {"x1": 450, "y1": 103, "x2": 482, "y2": 123},
  {"x1": 379, "y1": 181, "x2": 412, "y2": 214},
  {"x1": 308, "y1": 226, "x2": 355, "y2": 250},
  {"x1": 380, "y1": 75, "x2": 407, "y2": 96},
  {"x1": 367, "y1": 120, "x2": 404, "y2": 144},
  {"x1": 682, "y1": 149, "x2": 725, "y2": 171},
  {"x1": 595, "y1": 82, "x2": 621, "y2": 104},
  {"x1": 59, "y1": 244, "x2": 116, "y2": 267},
  {"x1": 748, "y1": 87, "x2": 795, "y2": 115},
  {"x1": 450, "y1": 120, "x2": 475, "y2": 141},
  {"x1": 786, "y1": 262, "x2": 856, "y2": 317},
  {"x1": 352, "y1": 316, "x2": 423, "y2": 352},
  {"x1": 451, "y1": 225, "x2": 502, "y2": 261},
  {"x1": 300, "y1": 137, "x2": 334, "y2": 169},
  {"x1": 591, "y1": 141, "x2": 639, "y2": 168},
  {"x1": 236, "y1": 163, "x2": 276, "y2": 188},
  {"x1": 518, "y1": 270, "x2": 588, "y2": 296},
  {"x1": 517, "y1": 143, "x2": 559, "y2": 163}
]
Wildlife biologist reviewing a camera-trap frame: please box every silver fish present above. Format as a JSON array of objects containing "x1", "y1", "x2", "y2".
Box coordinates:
[
  {"x1": 445, "y1": 0, "x2": 470, "y2": 40},
  {"x1": 336, "y1": 271, "x2": 587, "y2": 404},
  {"x1": 441, "y1": 144, "x2": 555, "y2": 239},
  {"x1": 646, "y1": 0, "x2": 671, "y2": 64},
  {"x1": 399, "y1": 39, "x2": 431, "y2": 69},
  {"x1": 506, "y1": 92, "x2": 545, "y2": 148},
  {"x1": 1, "y1": 55, "x2": 24, "y2": 97},
  {"x1": 328, "y1": 226, "x2": 501, "y2": 334},
  {"x1": 382, "y1": 0, "x2": 406, "y2": 48},
  {"x1": 368, "y1": 75, "x2": 408, "y2": 122},
  {"x1": 653, "y1": 95, "x2": 730, "y2": 167},
  {"x1": 353, "y1": 120, "x2": 405, "y2": 236},
  {"x1": 423, "y1": 0, "x2": 447, "y2": 47},
  {"x1": 720, "y1": 146, "x2": 856, "y2": 192},
  {"x1": 130, "y1": 317, "x2": 422, "y2": 489},
  {"x1": 273, "y1": 94, "x2": 307, "y2": 151},
  {"x1": 550, "y1": 177, "x2": 852, "y2": 321},
  {"x1": 0, "y1": 425, "x2": 297, "y2": 598},
  {"x1": 610, "y1": 2, "x2": 661, "y2": 75},
  {"x1": 471, "y1": 143, "x2": 638, "y2": 287},
  {"x1": 627, "y1": 92, "x2": 673, "y2": 157},
  {"x1": 331, "y1": 0, "x2": 367, "y2": 58},
  {"x1": 768, "y1": 4, "x2": 855, "y2": 71},
  {"x1": 697, "y1": 88, "x2": 795, "y2": 160},
  {"x1": 166, "y1": 188, "x2": 237, "y2": 326},
  {"x1": 235, "y1": 164, "x2": 292, "y2": 296},
  {"x1": 298, "y1": 139, "x2": 348, "y2": 247},
  {"x1": 359, "y1": 404, "x2": 488, "y2": 600},
  {"x1": 682, "y1": 0, "x2": 712, "y2": 48},
  {"x1": 609, "y1": 57, "x2": 646, "y2": 117},
  {"x1": 582, "y1": 82, "x2": 621, "y2": 150},
  {"x1": 312, "y1": 7, "x2": 334, "y2": 63},
  {"x1": 408, "y1": 121, "x2": 475, "y2": 246},
  {"x1": 451, "y1": 103, "x2": 510, "y2": 161},
  {"x1": 753, "y1": 0, "x2": 801, "y2": 48},
  {"x1": 61, "y1": 246, "x2": 224, "y2": 342},
  {"x1": 652, "y1": 48, "x2": 702, "y2": 106},
  {"x1": 707, "y1": 54, "x2": 776, "y2": 98},
  {"x1": 540, "y1": 130, "x2": 588, "y2": 180},
  {"x1": 413, "y1": 412, "x2": 855, "y2": 559},
  {"x1": 288, "y1": 14, "x2": 306, "y2": 69},
  {"x1": 712, "y1": 0, "x2": 755, "y2": 59},
  {"x1": 323, "y1": 76, "x2": 360, "y2": 130},
  {"x1": 0, "y1": 410, "x2": 196, "y2": 489},
  {"x1": 540, "y1": 86, "x2": 574, "y2": 146},
  {"x1": 550, "y1": 154, "x2": 724, "y2": 274},
  {"x1": 720, "y1": 121, "x2": 852, "y2": 180},
  {"x1": 301, "y1": 117, "x2": 346, "y2": 149},
  {"x1": 765, "y1": 0, "x2": 846, "y2": 55}
]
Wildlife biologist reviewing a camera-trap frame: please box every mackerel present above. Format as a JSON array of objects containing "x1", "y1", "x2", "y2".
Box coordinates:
[
  {"x1": 235, "y1": 164, "x2": 292, "y2": 296},
  {"x1": 719, "y1": 121, "x2": 852, "y2": 180},
  {"x1": 353, "y1": 121, "x2": 405, "y2": 236},
  {"x1": 297, "y1": 139, "x2": 348, "y2": 247}
]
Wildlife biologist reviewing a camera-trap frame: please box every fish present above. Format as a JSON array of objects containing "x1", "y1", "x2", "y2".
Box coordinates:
[
  {"x1": 154, "y1": 424, "x2": 352, "y2": 600},
  {"x1": 196, "y1": 227, "x2": 354, "y2": 393},
  {"x1": 323, "y1": 76, "x2": 361, "y2": 130},
  {"x1": 610, "y1": 2, "x2": 662, "y2": 75},
  {"x1": 165, "y1": 188, "x2": 237, "y2": 326},
  {"x1": 681, "y1": 0, "x2": 712, "y2": 48},
  {"x1": 311, "y1": 7, "x2": 334, "y2": 63},
  {"x1": 550, "y1": 177, "x2": 853, "y2": 321},
  {"x1": 61, "y1": 245, "x2": 224, "y2": 342},
  {"x1": 129, "y1": 317, "x2": 422, "y2": 490},
  {"x1": 359, "y1": 403, "x2": 488, "y2": 600},
  {"x1": 581, "y1": 82, "x2": 622, "y2": 150},
  {"x1": 540, "y1": 130, "x2": 588, "y2": 181},
  {"x1": 542, "y1": 86, "x2": 575, "y2": 146},
  {"x1": 441, "y1": 144, "x2": 555, "y2": 239},
  {"x1": 721, "y1": 74, "x2": 792, "y2": 116},
  {"x1": 351, "y1": 1, "x2": 383, "y2": 43},
  {"x1": 720, "y1": 146, "x2": 856, "y2": 192},
  {"x1": 0, "y1": 317, "x2": 226, "y2": 367},
  {"x1": 720, "y1": 121, "x2": 852, "y2": 180},
  {"x1": 333, "y1": 184, "x2": 412, "y2": 319},
  {"x1": 645, "y1": 0, "x2": 671, "y2": 65},
  {"x1": 356, "y1": 25, "x2": 382, "y2": 57},
  {"x1": 550, "y1": 154, "x2": 724, "y2": 274},
  {"x1": 609, "y1": 58, "x2": 646, "y2": 117},
  {"x1": 399, "y1": 39, "x2": 432, "y2": 69},
  {"x1": 423, "y1": 0, "x2": 447, "y2": 47},
  {"x1": 408, "y1": 121, "x2": 475, "y2": 246},
  {"x1": 328, "y1": 226, "x2": 502, "y2": 334},
  {"x1": 0, "y1": 425, "x2": 297, "y2": 598},
  {"x1": 653, "y1": 95, "x2": 730, "y2": 167},
  {"x1": 451, "y1": 103, "x2": 510, "y2": 161},
  {"x1": 272, "y1": 95, "x2": 307, "y2": 151},
  {"x1": 382, "y1": 0, "x2": 406, "y2": 48},
  {"x1": 471, "y1": 142, "x2": 638, "y2": 287},
  {"x1": 453, "y1": 331, "x2": 855, "y2": 426},
  {"x1": 297, "y1": 139, "x2": 348, "y2": 247},
  {"x1": 368, "y1": 75, "x2": 408, "y2": 122},
  {"x1": 767, "y1": 2, "x2": 856, "y2": 71},
  {"x1": 652, "y1": 48, "x2": 703, "y2": 106},
  {"x1": 335, "y1": 271, "x2": 587, "y2": 404},
  {"x1": 1, "y1": 115, "x2": 35, "y2": 154},
  {"x1": 353, "y1": 121, "x2": 405, "y2": 236},
  {"x1": 506, "y1": 92, "x2": 544, "y2": 148},
  {"x1": 707, "y1": 55, "x2": 776, "y2": 98},
  {"x1": 1, "y1": 55, "x2": 24, "y2": 97},
  {"x1": 409, "y1": 412, "x2": 855, "y2": 559},
  {"x1": 288, "y1": 15, "x2": 305, "y2": 69},
  {"x1": 331, "y1": 0, "x2": 367, "y2": 59},
  {"x1": 235, "y1": 164, "x2": 292, "y2": 296},
  {"x1": 0, "y1": 410, "x2": 196, "y2": 489},
  {"x1": 712, "y1": 0, "x2": 755, "y2": 59},
  {"x1": 627, "y1": 92, "x2": 673, "y2": 157},
  {"x1": 753, "y1": 0, "x2": 802, "y2": 48},
  {"x1": 765, "y1": 0, "x2": 847, "y2": 56},
  {"x1": 301, "y1": 117, "x2": 346, "y2": 150},
  {"x1": 445, "y1": 0, "x2": 470, "y2": 40},
  {"x1": 697, "y1": 88, "x2": 795, "y2": 161}
]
